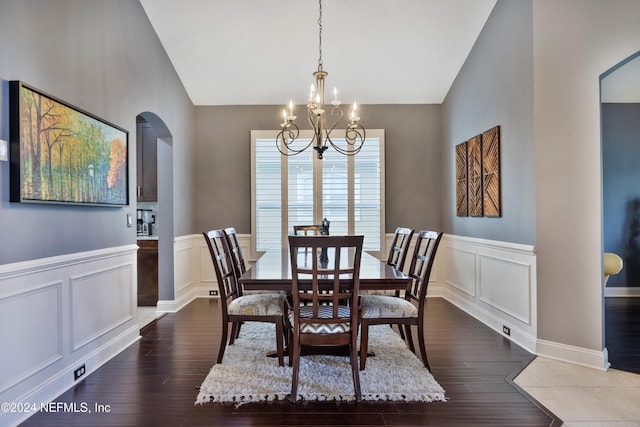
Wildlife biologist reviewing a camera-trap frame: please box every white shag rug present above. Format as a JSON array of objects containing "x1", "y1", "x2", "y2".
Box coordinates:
[{"x1": 195, "y1": 322, "x2": 446, "y2": 404}]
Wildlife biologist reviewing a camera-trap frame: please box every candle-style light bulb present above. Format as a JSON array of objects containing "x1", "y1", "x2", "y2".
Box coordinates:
[
  {"x1": 282, "y1": 109, "x2": 287, "y2": 123},
  {"x1": 288, "y1": 100, "x2": 294, "y2": 115},
  {"x1": 316, "y1": 93, "x2": 321, "y2": 104},
  {"x1": 309, "y1": 84, "x2": 315, "y2": 101},
  {"x1": 333, "y1": 87, "x2": 338, "y2": 101},
  {"x1": 350, "y1": 102, "x2": 360, "y2": 122}
]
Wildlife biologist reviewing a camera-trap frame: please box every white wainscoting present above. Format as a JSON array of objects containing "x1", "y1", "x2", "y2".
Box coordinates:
[
  {"x1": 439, "y1": 234, "x2": 538, "y2": 354},
  {"x1": 0, "y1": 245, "x2": 140, "y2": 427},
  {"x1": 157, "y1": 235, "x2": 200, "y2": 313}
]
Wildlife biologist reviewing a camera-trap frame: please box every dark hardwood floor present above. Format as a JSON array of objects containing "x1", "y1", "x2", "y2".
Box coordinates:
[
  {"x1": 605, "y1": 296, "x2": 640, "y2": 374},
  {"x1": 21, "y1": 298, "x2": 560, "y2": 426}
]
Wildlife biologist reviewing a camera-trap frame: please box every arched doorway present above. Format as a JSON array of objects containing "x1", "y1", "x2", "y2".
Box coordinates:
[
  {"x1": 601, "y1": 50, "x2": 640, "y2": 374},
  {"x1": 136, "y1": 112, "x2": 174, "y2": 312}
]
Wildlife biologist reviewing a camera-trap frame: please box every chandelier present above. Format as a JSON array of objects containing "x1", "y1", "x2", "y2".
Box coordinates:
[{"x1": 276, "y1": 0, "x2": 365, "y2": 160}]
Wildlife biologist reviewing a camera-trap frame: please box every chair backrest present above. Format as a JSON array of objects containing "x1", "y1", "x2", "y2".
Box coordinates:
[
  {"x1": 223, "y1": 227, "x2": 247, "y2": 279},
  {"x1": 202, "y1": 230, "x2": 241, "y2": 312},
  {"x1": 387, "y1": 227, "x2": 415, "y2": 271},
  {"x1": 405, "y1": 230, "x2": 443, "y2": 312},
  {"x1": 293, "y1": 225, "x2": 322, "y2": 236},
  {"x1": 288, "y1": 235, "x2": 364, "y2": 332}
]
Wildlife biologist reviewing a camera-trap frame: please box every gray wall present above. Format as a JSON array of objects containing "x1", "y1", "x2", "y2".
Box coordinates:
[
  {"x1": 0, "y1": 0, "x2": 195, "y2": 265},
  {"x1": 602, "y1": 103, "x2": 640, "y2": 287},
  {"x1": 441, "y1": 0, "x2": 640, "y2": 355},
  {"x1": 442, "y1": 0, "x2": 535, "y2": 246},
  {"x1": 193, "y1": 104, "x2": 441, "y2": 234},
  {"x1": 533, "y1": 0, "x2": 640, "y2": 351}
]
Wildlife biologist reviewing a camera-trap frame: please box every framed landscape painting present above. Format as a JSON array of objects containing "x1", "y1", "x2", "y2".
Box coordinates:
[{"x1": 9, "y1": 81, "x2": 129, "y2": 206}]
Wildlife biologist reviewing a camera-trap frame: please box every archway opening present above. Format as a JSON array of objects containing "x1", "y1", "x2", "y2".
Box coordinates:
[
  {"x1": 136, "y1": 112, "x2": 174, "y2": 315},
  {"x1": 601, "y1": 50, "x2": 640, "y2": 374}
]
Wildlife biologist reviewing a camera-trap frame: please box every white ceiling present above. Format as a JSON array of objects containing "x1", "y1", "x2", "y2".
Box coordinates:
[{"x1": 139, "y1": 0, "x2": 497, "y2": 106}]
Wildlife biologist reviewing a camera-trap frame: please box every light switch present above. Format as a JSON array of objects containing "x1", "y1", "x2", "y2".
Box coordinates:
[
  {"x1": 0, "y1": 139, "x2": 8, "y2": 161},
  {"x1": 127, "y1": 213, "x2": 133, "y2": 227}
]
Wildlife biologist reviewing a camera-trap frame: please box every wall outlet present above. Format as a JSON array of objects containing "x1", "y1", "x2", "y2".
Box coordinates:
[
  {"x1": 209, "y1": 290, "x2": 218, "y2": 296},
  {"x1": 74, "y1": 364, "x2": 86, "y2": 381},
  {"x1": 0, "y1": 139, "x2": 8, "y2": 161},
  {"x1": 502, "y1": 325, "x2": 511, "y2": 336}
]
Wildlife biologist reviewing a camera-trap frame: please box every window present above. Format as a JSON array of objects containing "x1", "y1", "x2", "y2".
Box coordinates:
[{"x1": 251, "y1": 129, "x2": 385, "y2": 258}]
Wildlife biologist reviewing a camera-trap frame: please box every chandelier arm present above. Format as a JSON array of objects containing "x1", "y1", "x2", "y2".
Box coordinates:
[
  {"x1": 324, "y1": 105, "x2": 344, "y2": 151},
  {"x1": 326, "y1": 105, "x2": 344, "y2": 135},
  {"x1": 329, "y1": 124, "x2": 366, "y2": 156},
  {"x1": 307, "y1": 107, "x2": 326, "y2": 152},
  {"x1": 276, "y1": 123, "x2": 314, "y2": 156}
]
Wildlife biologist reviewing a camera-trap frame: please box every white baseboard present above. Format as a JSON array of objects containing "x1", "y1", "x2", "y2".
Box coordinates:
[
  {"x1": 605, "y1": 286, "x2": 640, "y2": 297},
  {"x1": 156, "y1": 289, "x2": 198, "y2": 313},
  {"x1": 443, "y1": 286, "x2": 538, "y2": 354},
  {"x1": 536, "y1": 339, "x2": 609, "y2": 371}
]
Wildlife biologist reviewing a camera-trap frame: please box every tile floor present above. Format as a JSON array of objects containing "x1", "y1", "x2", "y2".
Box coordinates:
[{"x1": 515, "y1": 357, "x2": 640, "y2": 426}]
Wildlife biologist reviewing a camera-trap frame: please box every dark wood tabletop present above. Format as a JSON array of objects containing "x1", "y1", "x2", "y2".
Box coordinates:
[{"x1": 239, "y1": 248, "x2": 411, "y2": 291}]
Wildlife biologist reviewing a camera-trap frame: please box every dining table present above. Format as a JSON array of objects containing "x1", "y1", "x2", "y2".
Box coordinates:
[
  {"x1": 239, "y1": 248, "x2": 411, "y2": 292},
  {"x1": 238, "y1": 247, "x2": 411, "y2": 357}
]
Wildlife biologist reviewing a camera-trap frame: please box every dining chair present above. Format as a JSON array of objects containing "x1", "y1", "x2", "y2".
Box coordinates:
[
  {"x1": 223, "y1": 227, "x2": 247, "y2": 278},
  {"x1": 359, "y1": 230, "x2": 443, "y2": 371},
  {"x1": 293, "y1": 224, "x2": 322, "y2": 236},
  {"x1": 286, "y1": 234, "x2": 364, "y2": 402},
  {"x1": 385, "y1": 227, "x2": 415, "y2": 338},
  {"x1": 388, "y1": 227, "x2": 415, "y2": 272},
  {"x1": 203, "y1": 230, "x2": 286, "y2": 366},
  {"x1": 222, "y1": 227, "x2": 283, "y2": 341}
]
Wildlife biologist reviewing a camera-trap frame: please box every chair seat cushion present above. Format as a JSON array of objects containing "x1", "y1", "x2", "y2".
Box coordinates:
[
  {"x1": 360, "y1": 295, "x2": 418, "y2": 319},
  {"x1": 288, "y1": 305, "x2": 352, "y2": 334},
  {"x1": 227, "y1": 293, "x2": 285, "y2": 316}
]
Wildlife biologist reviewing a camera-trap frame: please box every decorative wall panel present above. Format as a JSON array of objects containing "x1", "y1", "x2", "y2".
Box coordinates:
[
  {"x1": 0, "y1": 283, "x2": 62, "y2": 393},
  {"x1": 442, "y1": 245, "x2": 477, "y2": 297},
  {"x1": 478, "y1": 254, "x2": 531, "y2": 324},
  {"x1": 467, "y1": 135, "x2": 483, "y2": 217},
  {"x1": 70, "y1": 264, "x2": 134, "y2": 351},
  {"x1": 455, "y1": 142, "x2": 468, "y2": 216},
  {"x1": 482, "y1": 126, "x2": 501, "y2": 217},
  {"x1": 454, "y1": 126, "x2": 501, "y2": 217}
]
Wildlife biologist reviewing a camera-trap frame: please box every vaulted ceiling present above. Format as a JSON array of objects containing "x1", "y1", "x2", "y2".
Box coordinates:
[{"x1": 140, "y1": 0, "x2": 497, "y2": 106}]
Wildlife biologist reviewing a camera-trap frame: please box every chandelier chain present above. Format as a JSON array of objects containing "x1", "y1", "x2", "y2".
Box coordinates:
[{"x1": 318, "y1": 0, "x2": 323, "y2": 69}]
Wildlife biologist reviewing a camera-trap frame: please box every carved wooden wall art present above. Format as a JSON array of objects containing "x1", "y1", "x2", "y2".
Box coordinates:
[
  {"x1": 455, "y1": 125, "x2": 501, "y2": 217},
  {"x1": 455, "y1": 142, "x2": 468, "y2": 216},
  {"x1": 467, "y1": 135, "x2": 483, "y2": 217},
  {"x1": 482, "y1": 126, "x2": 501, "y2": 217}
]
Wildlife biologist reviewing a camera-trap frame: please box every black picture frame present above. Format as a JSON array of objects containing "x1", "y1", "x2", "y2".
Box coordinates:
[{"x1": 9, "y1": 81, "x2": 129, "y2": 206}]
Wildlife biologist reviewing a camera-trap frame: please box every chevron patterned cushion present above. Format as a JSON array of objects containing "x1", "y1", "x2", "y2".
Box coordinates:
[
  {"x1": 289, "y1": 305, "x2": 352, "y2": 334},
  {"x1": 227, "y1": 293, "x2": 285, "y2": 316},
  {"x1": 360, "y1": 295, "x2": 418, "y2": 319}
]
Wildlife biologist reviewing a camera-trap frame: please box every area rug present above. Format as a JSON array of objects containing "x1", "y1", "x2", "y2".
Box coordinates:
[{"x1": 195, "y1": 322, "x2": 446, "y2": 404}]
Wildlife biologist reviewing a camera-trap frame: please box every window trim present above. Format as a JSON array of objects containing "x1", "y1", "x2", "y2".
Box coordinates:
[{"x1": 250, "y1": 129, "x2": 385, "y2": 260}]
